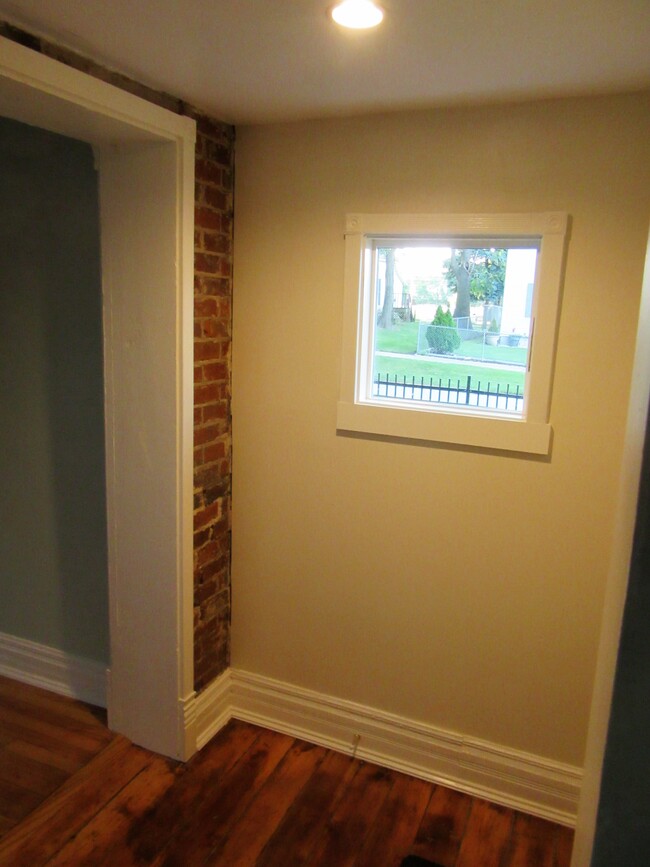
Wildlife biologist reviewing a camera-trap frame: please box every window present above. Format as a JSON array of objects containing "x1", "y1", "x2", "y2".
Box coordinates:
[{"x1": 337, "y1": 213, "x2": 568, "y2": 454}]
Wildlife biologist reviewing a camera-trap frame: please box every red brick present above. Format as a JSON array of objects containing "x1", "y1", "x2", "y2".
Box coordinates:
[
  {"x1": 194, "y1": 252, "x2": 222, "y2": 275},
  {"x1": 194, "y1": 500, "x2": 222, "y2": 531},
  {"x1": 194, "y1": 382, "x2": 219, "y2": 404},
  {"x1": 194, "y1": 340, "x2": 221, "y2": 362},
  {"x1": 202, "y1": 361, "x2": 228, "y2": 382},
  {"x1": 195, "y1": 159, "x2": 223, "y2": 185},
  {"x1": 220, "y1": 213, "x2": 233, "y2": 236},
  {"x1": 195, "y1": 207, "x2": 222, "y2": 232},
  {"x1": 203, "y1": 441, "x2": 226, "y2": 464},
  {"x1": 195, "y1": 116, "x2": 231, "y2": 144},
  {"x1": 203, "y1": 232, "x2": 231, "y2": 256},
  {"x1": 195, "y1": 579, "x2": 217, "y2": 605},
  {"x1": 195, "y1": 297, "x2": 219, "y2": 317},
  {"x1": 194, "y1": 423, "x2": 219, "y2": 447},
  {"x1": 203, "y1": 138, "x2": 232, "y2": 165},
  {"x1": 203, "y1": 186, "x2": 228, "y2": 211},
  {"x1": 194, "y1": 275, "x2": 230, "y2": 296},
  {"x1": 195, "y1": 540, "x2": 222, "y2": 569},
  {"x1": 200, "y1": 318, "x2": 229, "y2": 339},
  {"x1": 193, "y1": 528, "x2": 211, "y2": 549},
  {"x1": 202, "y1": 402, "x2": 225, "y2": 423}
]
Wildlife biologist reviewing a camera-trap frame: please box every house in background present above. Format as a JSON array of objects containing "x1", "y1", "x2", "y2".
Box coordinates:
[
  {"x1": 0, "y1": 4, "x2": 649, "y2": 865},
  {"x1": 500, "y1": 248, "x2": 537, "y2": 340}
]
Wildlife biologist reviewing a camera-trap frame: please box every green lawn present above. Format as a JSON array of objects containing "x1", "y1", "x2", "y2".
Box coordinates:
[
  {"x1": 375, "y1": 321, "x2": 419, "y2": 353},
  {"x1": 456, "y1": 339, "x2": 528, "y2": 366},
  {"x1": 374, "y1": 355, "x2": 525, "y2": 391},
  {"x1": 374, "y1": 321, "x2": 528, "y2": 366}
]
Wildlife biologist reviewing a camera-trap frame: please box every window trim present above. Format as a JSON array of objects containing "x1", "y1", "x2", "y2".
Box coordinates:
[{"x1": 337, "y1": 212, "x2": 569, "y2": 454}]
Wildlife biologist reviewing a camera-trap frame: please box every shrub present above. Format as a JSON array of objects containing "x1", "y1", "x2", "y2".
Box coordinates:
[{"x1": 426, "y1": 306, "x2": 461, "y2": 355}]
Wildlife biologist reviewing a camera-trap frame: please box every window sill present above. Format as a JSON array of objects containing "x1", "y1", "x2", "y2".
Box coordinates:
[{"x1": 336, "y1": 400, "x2": 552, "y2": 454}]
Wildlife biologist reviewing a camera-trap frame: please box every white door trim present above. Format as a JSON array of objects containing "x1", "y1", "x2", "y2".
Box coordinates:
[{"x1": 0, "y1": 36, "x2": 196, "y2": 760}]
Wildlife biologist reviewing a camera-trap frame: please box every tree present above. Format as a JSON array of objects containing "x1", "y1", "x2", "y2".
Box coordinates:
[
  {"x1": 444, "y1": 248, "x2": 507, "y2": 324},
  {"x1": 378, "y1": 247, "x2": 395, "y2": 328},
  {"x1": 426, "y1": 305, "x2": 461, "y2": 355}
]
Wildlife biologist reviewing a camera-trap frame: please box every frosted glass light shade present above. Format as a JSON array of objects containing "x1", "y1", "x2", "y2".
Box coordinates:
[{"x1": 331, "y1": 0, "x2": 384, "y2": 29}]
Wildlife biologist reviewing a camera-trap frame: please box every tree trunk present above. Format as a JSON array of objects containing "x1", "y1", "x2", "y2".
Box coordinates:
[
  {"x1": 379, "y1": 248, "x2": 395, "y2": 329},
  {"x1": 452, "y1": 249, "x2": 472, "y2": 326}
]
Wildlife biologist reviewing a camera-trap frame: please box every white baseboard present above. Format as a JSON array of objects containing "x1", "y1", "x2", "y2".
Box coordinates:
[
  {"x1": 0, "y1": 631, "x2": 107, "y2": 707},
  {"x1": 193, "y1": 668, "x2": 233, "y2": 750},
  {"x1": 10, "y1": 647, "x2": 576, "y2": 827},
  {"x1": 225, "y1": 669, "x2": 581, "y2": 827}
]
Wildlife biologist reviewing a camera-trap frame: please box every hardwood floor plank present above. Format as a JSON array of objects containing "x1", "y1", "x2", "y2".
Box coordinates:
[
  {"x1": 0, "y1": 778, "x2": 43, "y2": 822},
  {"x1": 152, "y1": 729, "x2": 295, "y2": 867},
  {"x1": 410, "y1": 783, "x2": 473, "y2": 866},
  {"x1": 0, "y1": 681, "x2": 576, "y2": 867},
  {"x1": 0, "y1": 676, "x2": 107, "y2": 730},
  {"x1": 0, "y1": 743, "x2": 68, "y2": 796},
  {"x1": 555, "y1": 825, "x2": 574, "y2": 867},
  {"x1": 0, "y1": 815, "x2": 15, "y2": 836},
  {"x1": 256, "y1": 748, "x2": 360, "y2": 867},
  {"x1": 206, "y1": 739, "x2": 327, "y2": 866},
  {"x1": 308, "y1": 761, "x2": 395, "y2": 867},
  {"x1": 503, "y1": 812, "x2": 558, "y2": 867},
  {"x1": 0, "y1": 706, "x2": 108, "y2": 756},
  {"x1": 0, "y1": 735, "x2": 150, "y2": 867},
  {"x1": 455, "y1": 799, "x2": 514, "y2": 867},
  {"x1": 46, "y1": 755, "x2": 178, "y2": 867},
  {"x1": 0, "y1": 719, "x2": 100, "y2": 770},
  {"x1": 4, "y1": 738, "x2": 91, "y2": 776},
  {"x1": 354, "y1": 772, "x2": 433, "y2": 867},
  {"x1": 116, "y1": 719, "x2": 261, "y2": 866}
]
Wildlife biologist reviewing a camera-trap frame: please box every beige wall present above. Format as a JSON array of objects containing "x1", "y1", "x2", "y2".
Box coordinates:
[{"x1": 231, "y1": 92, "x2": 650, "y2": 767}]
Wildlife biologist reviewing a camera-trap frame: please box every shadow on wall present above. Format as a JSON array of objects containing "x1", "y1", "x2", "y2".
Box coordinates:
[{"x1": 0, "y1": 116, "x2": 109, "y2": 667}]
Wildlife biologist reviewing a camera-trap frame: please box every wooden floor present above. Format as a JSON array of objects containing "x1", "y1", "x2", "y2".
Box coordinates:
[{"x1": 0, "y1": 677, "x2": 573, "y2": 866}]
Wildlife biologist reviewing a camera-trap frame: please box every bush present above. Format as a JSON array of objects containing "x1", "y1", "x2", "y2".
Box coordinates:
[{"x1": 426, "y1": 306, "x2": 461, "y2": 355}]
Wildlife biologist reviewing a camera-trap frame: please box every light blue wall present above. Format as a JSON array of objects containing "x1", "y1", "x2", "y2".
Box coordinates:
[
  {"x1": 592, "y1": 403, "x2": 650, "y2": 865},
  {"x1": 0, "y1": 116, "x2": 108, "y2": 663}
]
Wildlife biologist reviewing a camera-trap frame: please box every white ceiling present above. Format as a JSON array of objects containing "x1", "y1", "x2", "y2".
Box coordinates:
[{"x1": 0, "y1": 0, "x2": 649, "y2": 125}]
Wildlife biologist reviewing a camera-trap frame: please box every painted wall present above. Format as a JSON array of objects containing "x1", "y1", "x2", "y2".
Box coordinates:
[
  {"x1": 231, "y1": 92, "x2": 650, "y2": 767},
  {"x1": 0, "y1": 115, "x2": 108, "y2": 662}
]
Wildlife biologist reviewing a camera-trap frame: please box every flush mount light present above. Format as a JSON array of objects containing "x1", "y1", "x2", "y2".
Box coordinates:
[{"x1": 331, "y1": 0, "x2": 384, "y2": 29}]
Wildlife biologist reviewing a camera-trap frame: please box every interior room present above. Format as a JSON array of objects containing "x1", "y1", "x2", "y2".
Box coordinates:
[{"x1": 0, "y1": 2, "x2": 649, "y2": 865}]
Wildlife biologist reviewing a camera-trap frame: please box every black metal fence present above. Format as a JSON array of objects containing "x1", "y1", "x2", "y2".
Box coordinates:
[{"x1": 373, "y1": 373, "x2": 523, "y2": 413}]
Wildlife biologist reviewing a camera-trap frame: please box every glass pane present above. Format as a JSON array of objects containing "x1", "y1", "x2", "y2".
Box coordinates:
[{"x1": 372, "y1": 245, "x2": 538, "y2": 416}]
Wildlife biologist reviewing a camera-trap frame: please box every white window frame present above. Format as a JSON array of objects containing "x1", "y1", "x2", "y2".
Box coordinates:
[{"x1": 337, "y1": 212, "x2": 569, "y2": 455}]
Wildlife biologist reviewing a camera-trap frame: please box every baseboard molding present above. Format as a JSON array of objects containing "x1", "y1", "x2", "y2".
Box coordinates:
[
  {"x1": 0, "y1": 631, "x2": 107, "y2": 707},
  {"x1": 193, "y1": 668, "x2": 233, "y2": 750},
  {"x1": 228, "y1": 669, "x2": 581, "y2": 827},
  {"x1": 11, "y1": 645, "x2": 577, "y2": 827}
]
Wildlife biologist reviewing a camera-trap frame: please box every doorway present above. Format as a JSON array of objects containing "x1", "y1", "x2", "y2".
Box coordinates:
[
  {"x1": 0, "y1": 36, "x2": 196, "y2": 760},
  {"x1": 0, "y1": 115, "x2": 109, "y2": 680}
]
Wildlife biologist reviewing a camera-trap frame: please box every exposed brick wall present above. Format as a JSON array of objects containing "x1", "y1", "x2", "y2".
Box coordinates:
[
  {"x1": 190, "y1": 115, "x2": 234, "y2": 690},
  {"x1": 1, "y1": 22, "x2": 234, "y2": 693}
]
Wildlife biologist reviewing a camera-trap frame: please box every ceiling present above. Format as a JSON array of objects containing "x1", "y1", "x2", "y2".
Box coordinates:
[{"x1": 0, "y1": 0, "x2": 649, "y2": 125}]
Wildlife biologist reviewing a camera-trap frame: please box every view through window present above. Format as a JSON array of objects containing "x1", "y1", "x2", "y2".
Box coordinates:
[{"x1": 372, "y1": 243, "x2": 538, "y2": 417}]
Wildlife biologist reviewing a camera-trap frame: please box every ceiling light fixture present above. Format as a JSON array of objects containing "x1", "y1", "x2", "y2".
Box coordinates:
[{"x1": 331, "y1": 0, "x2": 384, "y2": 30}]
